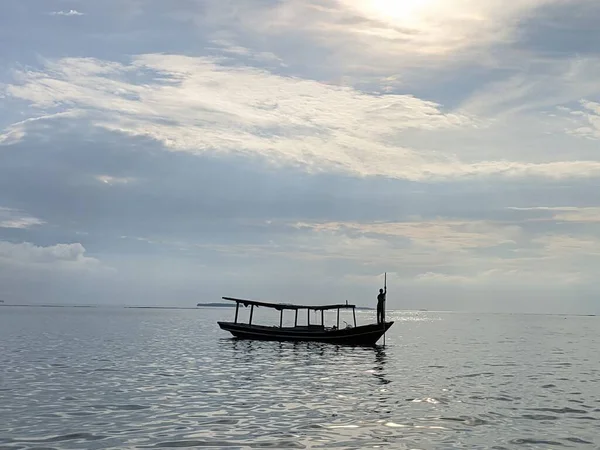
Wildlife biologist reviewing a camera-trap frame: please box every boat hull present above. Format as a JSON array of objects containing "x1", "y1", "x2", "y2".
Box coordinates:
[{"x1": 217, "y1": 321, "x2": 393, "y2": 346}]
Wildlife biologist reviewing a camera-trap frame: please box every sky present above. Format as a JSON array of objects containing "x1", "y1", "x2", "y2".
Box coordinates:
[{"x1": 1, "y1": 0, "x2": 600, "y2": 313}]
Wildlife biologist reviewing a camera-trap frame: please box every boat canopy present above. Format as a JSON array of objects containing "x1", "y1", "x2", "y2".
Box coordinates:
[{"x1": 222, "y1": 296, "x2": 356, "y2": 311}]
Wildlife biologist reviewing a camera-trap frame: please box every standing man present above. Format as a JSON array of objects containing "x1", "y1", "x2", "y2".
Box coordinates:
[{"x1": 377, "y1": 287, "x2": 386, "y2": 324}]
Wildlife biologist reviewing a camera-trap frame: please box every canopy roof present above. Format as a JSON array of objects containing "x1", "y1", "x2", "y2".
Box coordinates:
[{"x1": 222, "y1": 296, "x2": 356, "y2": 311}]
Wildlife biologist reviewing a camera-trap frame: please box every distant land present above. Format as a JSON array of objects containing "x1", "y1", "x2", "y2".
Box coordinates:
[
  {"x1": 197, "y1": 302, "x2": 236, "y2": 308},
  {"x1": 125, "y1": 306, "x2": 198, "y2": 310},
  {"x1": 196, "y1": 302, "x2": 374, "y2": 310},
  {"x1": 0, "y1": 303, "x2": 94, "y2": 308}
]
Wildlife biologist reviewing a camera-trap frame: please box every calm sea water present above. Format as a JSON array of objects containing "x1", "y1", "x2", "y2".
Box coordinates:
[{"x1": 0, "y1": 306, "x2": 599, "y2": 449}]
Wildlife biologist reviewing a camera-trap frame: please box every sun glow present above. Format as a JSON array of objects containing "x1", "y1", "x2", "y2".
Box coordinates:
[{"x1": 345, "y1": 0, "x2": 443, "y2": 27}]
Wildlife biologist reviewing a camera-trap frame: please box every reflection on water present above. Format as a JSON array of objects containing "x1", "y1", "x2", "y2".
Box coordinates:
[
  {"x1": 0, "y1": 307, "x2": 599, "y2": 449},
  {"x1": 372, "y1": 346, "x2": 391, "y2": 385}
]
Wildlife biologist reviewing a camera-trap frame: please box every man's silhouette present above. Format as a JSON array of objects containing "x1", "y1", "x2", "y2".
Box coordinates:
[{"x1": 377, "y1": 287, "x2": 386, "y2": 324}]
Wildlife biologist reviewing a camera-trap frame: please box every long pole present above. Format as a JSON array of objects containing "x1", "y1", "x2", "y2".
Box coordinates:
[{"x1": 383, "y1": 272, "x2": 387, "y2": 346}]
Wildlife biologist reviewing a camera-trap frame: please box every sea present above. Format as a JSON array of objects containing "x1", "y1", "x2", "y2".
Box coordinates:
[{"x1": 0, "y1": 306, "x2": 599, "y2": 449}]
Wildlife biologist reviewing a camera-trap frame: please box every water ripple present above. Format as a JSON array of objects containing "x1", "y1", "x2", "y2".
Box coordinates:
[
  {"x1": 0, "y1": 308, "x2": 598, "y2": 449},
  {"x1": 510, "y1": 438, "x2": 567, "y2": 446}
]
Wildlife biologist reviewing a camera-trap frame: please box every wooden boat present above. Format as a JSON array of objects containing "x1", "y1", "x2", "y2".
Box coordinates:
[{"x1": 217, "y1": 296, "x2": 393, "y2": 346}]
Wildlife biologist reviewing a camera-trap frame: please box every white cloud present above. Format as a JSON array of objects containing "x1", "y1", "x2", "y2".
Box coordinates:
[
  {"x1": 532, "y1": 234, "x2": 600, "y2": 256},
  {"x1": 414, "y1": 268, "x2": 582, "y2": 286},
  {"x1": 333, "y1": 0, "x2": 552, "y2": 55},
  {"x1": 0, "y1": 207, "x2": 45, "y2": 229},
  {"x1": 564, "y1": 100, "x2": 600, "y2": 140},
  {"x1": 293, "y1": 219, "x2": 522, "y2": 252},
  {"x1": 414, "y1": 272, "x2": 474, "y2": 284},
  {"x1": 208, "y1": 40, "x2": 283, "y2": 65},
  {"x1": 206, "y1": 219, "x2": 488, "y2": 264},
  {"x1": 199, "y1": 217, "x2": 599, "y2": 287},
  {"x1": 4, "y1": 55, "x2": 600, "y2": 181},
  {"x1": 0, "y1": 124, "x2": 25, "y2": 146},
  {"x1": 461, "y1": 58, "x2": 600, "y2": 117},
  {"x1": 0, "y1": 241, "x2": 115, "y2": 304},
  {"x1": 0, "y1": 241, "x2": 104, "y2": 271},
  {"x1": 0, "y1": 111, "x2": 85, "y2": 146},
  {"x1": 507, "y1": 206, "x2": 600, "y2": 222},
  {"x1": 194, "y1": 0, "x2": 591, "y2": 71},
  {"x1": 50, "y1": 10, "x2": 84, "y2": 16},
  {"x1": 96, "y1": 175, "x2": 136, "y2": 185}
]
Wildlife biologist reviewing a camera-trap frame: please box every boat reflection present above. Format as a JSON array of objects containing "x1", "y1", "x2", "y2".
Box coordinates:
[
  {"x1": 371, "y1": 345, "x2": 391, "y2": 385},
  {"x1": 221, "y1": 339, "x2": 392, "y2": 388}
]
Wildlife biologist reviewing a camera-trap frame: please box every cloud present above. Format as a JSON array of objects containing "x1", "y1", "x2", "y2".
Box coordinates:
[
  {"x1": 293, "y1": 219, "x2": 522, "y2": 252},
  {"x1": 208, "y1": 39, "x2": 284, "y2": 65},
  {"x1": 2, "y1": 54, "x2": 470, "y2": 180},
  {"x1": 462, "y1": 57, "x2": 600, "y2": 117},
  {"x1": 96, "y1": 175, "x2": 136, "y2": 185},
  {"x1": 327, "y1": 0, "x2": 550, "y2": 55},
  {"x1": 563, "y1": 100, "x2": 600, "y2": 140},
  {"x1": 0, "y1": 125, "x2": 25, "y2": 146},
  {"x1": 0, "y1": 207, "x2": 45, "y2": 229},
  {"x1": 414, "y1": 272, "x2": 474, "y2": 284},
  {"x1": 0, "y1": 240, "x2": 115, "y2": 304},
  {"x1": 414, "y1": 268, "x2": 582, "y2": 286},
  {"x1": 192, "y1": 0, "x2": 594, "y2": 72},
  {"x1": 0, "y1": 111, "x2": 85, "y2": 146},
  {"x1": 4, "y1": 55, "x2": 600, "y2": 181},
  {"x1": 0, "y1": 241, "x2": 103, "y2": 271},
  {"x1": 532, "y1": 233, "x2": 600, "y2": 255},
  {"x1": 507, "y1": 206, "x2": 600, "y2": 223},
  {"x1": 50, "y1": 10, "x2": 84, "y2": 16},
  {"x1": 195, "y1": 217, "x2": 600, "y2": 289}
]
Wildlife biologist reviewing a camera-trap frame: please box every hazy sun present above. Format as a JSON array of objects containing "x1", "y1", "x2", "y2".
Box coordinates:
[{"x1": 346, "y1": 0, "x2": 442, "y2": 27}]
